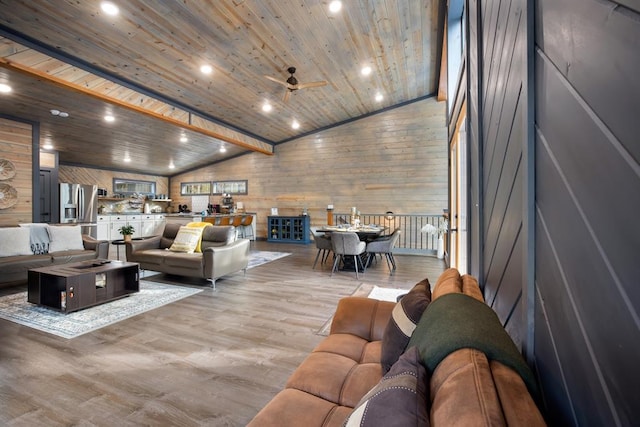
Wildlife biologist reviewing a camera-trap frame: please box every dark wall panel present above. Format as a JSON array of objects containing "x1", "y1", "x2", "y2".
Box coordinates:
[
  {"x1": 536, "y1": 0, "x2": 640, "y2": 162},
  {"x1": 467, "y1": 0, "x2": 483, "y2": 279},
  {"x1": 476, "y1": 0, "x2": 526, "y2": 347},
  {"x1": 535, "y1": 222, "x2": 618, "y2": 426},
  {"x1": 534, "y1": 291, "x2": 576, "y2": 426},
  {"x1": 535, "y1": 51, "x2": 640, "y2": 424},
  {"x1": 536, "y1": 51, "x2": 640, "y2": 310}
]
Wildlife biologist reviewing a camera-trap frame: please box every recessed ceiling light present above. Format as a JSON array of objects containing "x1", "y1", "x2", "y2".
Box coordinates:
[
  {"x1": 169, "y1": 162, "x2": 175, "y2": 169},
  {"x1": 361, "y1": 66, "x2": 372, "y2": 76},
  {"x1": 262, "y1": 102, "x2": 273, "y2": 112},
  {"x1": 104, "y1": 114, "x2": 115, "y2": 122},
  {"x1": 219, "y1": 146, "x2": 227, "y2": 153},
  {"x1": 180, "y1": 135, "x2": 188, "y2": 143},
  {"x1": 50, "y1": 109, "x2": 70, "y2": 118},
  {"x1": 101, "y1": 2, "x2": 119, "y2": 16},
  {"x1": 123, "y1": 157, "x2": 131, "y2": 163},
  {"x1": 0, "y1": 83, "x2": 11, "y2": 93},
  {"x1": 292, "y1": 120, "x2": 300, "y2": 130},
  {"x1": 375, "y1": 92, "x2": 384, "y2": 102},
  {"x1": 42, "y1": 142, "x2": 54, "y2": 150},
  {"x1": 329, "y1": 1, "x2": 342, "y2": 13},
  {"x1": 200, "y1": 64, "x2": 213, "y2": 74}
]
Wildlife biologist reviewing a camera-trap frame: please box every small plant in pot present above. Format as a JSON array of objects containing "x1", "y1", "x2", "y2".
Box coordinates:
[{"x1": 118, "y1": 225, "x2": 135, "y2": 242}]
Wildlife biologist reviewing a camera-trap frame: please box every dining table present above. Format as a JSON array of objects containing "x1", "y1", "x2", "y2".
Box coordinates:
[
  {"x1": 316, "y1": 225, "x2": 388, "y2": 271},
  {"x1": 315, "y1": 224, "x2": 388, "y2": 241}
]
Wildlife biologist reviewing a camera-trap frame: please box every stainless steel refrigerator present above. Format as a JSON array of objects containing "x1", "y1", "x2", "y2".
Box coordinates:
[{"x1": 59, "y1": 183, "x2": 98, "y2": 237}]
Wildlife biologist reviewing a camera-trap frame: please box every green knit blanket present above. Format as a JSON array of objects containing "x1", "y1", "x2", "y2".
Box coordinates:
[{"x1": 407, "y1": 293, "x2": 538, "y2": 396}]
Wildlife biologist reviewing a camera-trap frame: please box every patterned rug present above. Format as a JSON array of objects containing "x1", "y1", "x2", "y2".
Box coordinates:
[
  {"x1": 247, "y1": 250, "x2": 291, "y2": 269},
  {"x1": 0, "y1": 281, "x2": 202, "y2": 339}
]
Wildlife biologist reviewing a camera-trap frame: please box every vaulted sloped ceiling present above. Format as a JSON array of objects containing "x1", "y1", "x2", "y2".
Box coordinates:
[{"x1": 0, "y1": 1, "x2": 444, "y2": 175}]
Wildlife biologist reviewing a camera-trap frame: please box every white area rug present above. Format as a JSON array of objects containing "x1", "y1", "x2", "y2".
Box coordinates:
[
  {"x1": 367, "y1": 285, "x2": 407, "y2": 302},
  {"x1": 247, "y1": 250, "x2": 291, "y2": 269},
  {"x1": 0, "y1": 281, "x2": 202, "y2": 339}
]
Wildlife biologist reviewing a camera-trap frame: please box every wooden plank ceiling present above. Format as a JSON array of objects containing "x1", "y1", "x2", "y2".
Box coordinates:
[{"x1": 0, "y1": 1, "x2": 444, "y2": 176}]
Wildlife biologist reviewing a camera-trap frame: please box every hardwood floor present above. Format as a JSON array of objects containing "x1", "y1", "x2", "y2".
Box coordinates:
[{"x1": 0, "y1": 241, "x2": 446, "y2": 426}]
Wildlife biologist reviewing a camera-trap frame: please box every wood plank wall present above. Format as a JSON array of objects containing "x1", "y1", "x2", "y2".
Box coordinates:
[
  {"x1": 0, "y1": 117, "x2": 32, "y2": 226},
  {"x1": 533, "y1": 0, "x2": 640, "y2": 425},
  {"x1": 465, "y1": 0, "x2": 640, "y2": 425},
  {"x1": 170, "y1": 98, "x2": 448, "y2": 239},
  {"x1": 58, "y1": 166, "x2": 169, "y2": 197}
]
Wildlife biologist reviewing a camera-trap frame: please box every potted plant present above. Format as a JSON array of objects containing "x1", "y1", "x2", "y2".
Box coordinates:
[{"x1": 118, "y1": 224, "x2": 135, "y2": 242}]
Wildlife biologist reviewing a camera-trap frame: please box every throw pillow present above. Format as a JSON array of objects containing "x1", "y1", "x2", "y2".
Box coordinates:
[
  {"x1": 185, "y1": 222, "x2": 212, "y2": 252},
  {"x1": 343, "y1": 346, "x2": 429, "y2": 427},
  {"x1": 380, "y1": 278, "x2": 432, "y2": 373},
  {"x1": 48, "y1": 225, "x2": 84, "y2": 252},
  {"x1": 0, "y1": 227, "x2": 33, "y2": 256},
  {"x1": 169, "y1": 226, "x2": 204, "y2": 253}
]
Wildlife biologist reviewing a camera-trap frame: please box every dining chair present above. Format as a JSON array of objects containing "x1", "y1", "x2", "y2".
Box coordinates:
[
  {"x1": 365, "y1": 228, "x2": 401, "y2": 275},
  {"x1": 330, "y1": 231, "x2": 366, "y2": 279},
  {"x1": 310, "y1": 227, "x2": 332, "y2": 269}
]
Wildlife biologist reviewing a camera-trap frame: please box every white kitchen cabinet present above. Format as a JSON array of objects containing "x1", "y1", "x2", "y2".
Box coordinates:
[
  {"x1": 96, "y1": 215, "x2": 110, "y2": 241},
  {"x1": 110, "y1": 215, "x2": 128, "y2": 241},
  {"x1": 154, "y1": 214, "x2": 166, "y2": 235},
  {"x1": 140, "y1": 214, "x2": 157, "y2": 237},
  {"x1": 126, "y1": 214, "x2": 142, "y2": 238}
]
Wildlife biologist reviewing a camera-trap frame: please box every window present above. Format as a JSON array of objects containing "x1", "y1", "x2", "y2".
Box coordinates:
[{"x1": 113, "y1": 178, "x2": 156, "y2": 196}]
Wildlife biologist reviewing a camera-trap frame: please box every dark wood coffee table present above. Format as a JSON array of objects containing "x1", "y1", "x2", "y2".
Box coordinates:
[{"x1": 28, "y1": 259, "x2": 139, "y2": 313}]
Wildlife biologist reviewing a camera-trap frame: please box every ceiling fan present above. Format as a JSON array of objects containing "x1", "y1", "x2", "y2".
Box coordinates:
[{"x1": 265, "y1": 67, "x2": 328, "y2": 102}]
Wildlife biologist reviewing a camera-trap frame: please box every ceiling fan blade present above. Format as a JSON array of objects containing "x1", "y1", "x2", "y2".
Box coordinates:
[
  {"x1": 265, "y1": 75, "x2": 289, "y2": 87},
  {"x1": 298, "y1": 80, "x2": 328, "y2": 89},
  {"x1": 282, "y1": 90, "x2": 291, "y2": 103}
]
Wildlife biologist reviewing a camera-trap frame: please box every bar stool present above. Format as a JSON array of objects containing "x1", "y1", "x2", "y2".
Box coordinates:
[
  {"x1": 218, "y1": 216, "x2": 231, "y2": 226},
  {"x1": 231, "y1": 215, "x2": 243, "y2": 237},
  {"x1": 240, "y1": 215, "x2": 254, "y2": 240}
]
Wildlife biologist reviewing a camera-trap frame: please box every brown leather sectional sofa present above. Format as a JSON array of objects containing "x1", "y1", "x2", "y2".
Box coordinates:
[
  {"x1": 125, "y1": 223, "x2": 250, "y2": 287},
  {"x1": 249, "y1": 268, "x2": 546, "y2": 426}
]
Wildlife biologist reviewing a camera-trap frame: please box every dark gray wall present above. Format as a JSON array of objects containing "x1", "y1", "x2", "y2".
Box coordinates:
[
  {"x1": 464, "y1": 0, "x2": 640, "y2": 425},
  {"x1": 534, "y1": 0, "x2": 640, "y2": 425}
]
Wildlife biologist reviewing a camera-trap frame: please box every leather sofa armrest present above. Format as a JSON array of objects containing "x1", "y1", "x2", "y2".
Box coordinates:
[
  {"x1": 125, "y1": 236, "x2": 162, "y2": 259},
  {"x1": 82, "y1": 235, "x2": 109, "y2": 259},
  {"x1": 330, "y1": 296, "x2": 395, "y2": 341},
  {"x1": 202, "y1": 239, "x2": 250, "y2": 279}
]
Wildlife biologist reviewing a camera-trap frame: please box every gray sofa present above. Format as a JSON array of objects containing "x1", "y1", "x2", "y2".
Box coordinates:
[
  {"x1": 0, "y1": 232, "x2": 108, "y2": 288},
  {"x1": 125, "y1": 223, "x2": 250, "y2": 287}
]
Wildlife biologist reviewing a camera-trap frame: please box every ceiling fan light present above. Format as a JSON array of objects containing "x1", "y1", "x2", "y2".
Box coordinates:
[
  {"x1": 200, "y1": 64, "x2": 213, "y2": 74},
  {"x1": 361, "y1": 66, "x2": 372, "y2": 76},
  {"x1": 262, "y1": 102, "x2": 273, "y2": 112}
]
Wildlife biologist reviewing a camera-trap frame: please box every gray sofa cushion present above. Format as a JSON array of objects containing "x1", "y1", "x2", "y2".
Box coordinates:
[{"x1": 202, "y1": 225, "x2": 236, "y2": 246}]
